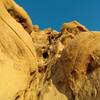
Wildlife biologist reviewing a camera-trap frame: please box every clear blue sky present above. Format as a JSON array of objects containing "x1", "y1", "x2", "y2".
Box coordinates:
[{"x1": 16, "y1": 0, "x2": 100, "y2": 31}]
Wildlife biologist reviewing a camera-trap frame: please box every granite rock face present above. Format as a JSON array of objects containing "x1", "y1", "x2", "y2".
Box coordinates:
[{"x1": 1, "y1": 0, "x2": 100, "y2": 100}]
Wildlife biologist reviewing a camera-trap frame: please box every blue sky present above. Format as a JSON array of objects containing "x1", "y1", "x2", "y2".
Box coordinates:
[{"x1": 16, "y1": 0, "x2": 100, "y2": 31}]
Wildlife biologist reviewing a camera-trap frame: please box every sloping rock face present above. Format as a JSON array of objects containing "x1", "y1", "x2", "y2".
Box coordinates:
[
  {"x1": 0, "y1": 0, "x2": 37, "y2": 100},
  {"x1": 1, "y1": 0, "x2": 100, "y2": 100}
]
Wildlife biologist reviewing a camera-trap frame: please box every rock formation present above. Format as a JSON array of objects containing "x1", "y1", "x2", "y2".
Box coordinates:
[{"x1": 0, "y1": 0, "x2": 100, "y2": 100}]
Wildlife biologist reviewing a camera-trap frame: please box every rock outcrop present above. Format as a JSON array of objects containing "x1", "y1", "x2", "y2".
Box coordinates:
[{"x1": 0, "y1": 0, "x2": 100, "y2": 100}]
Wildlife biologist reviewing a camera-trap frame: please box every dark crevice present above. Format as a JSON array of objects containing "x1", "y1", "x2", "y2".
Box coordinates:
[
  {"x1": 44, "y1": 65, "x2": 47, "y2": 73},
  {"x1": 86, "y1": 55, "x2": 95, "y2": 74},
  {"x1": 38, "y1": 66, "x2": 44, "y2": 73},
  {"x1": 87, "y1": 62, "x2": 94, "y2": 74},
  {"x1": 66, "y1": 28, "x2": 72, "y2": 33},
  {"x1": 71, "y1": 70, "x2": 78, "y2": 80},
  {"x1": 7, "y1": 9, "x2": 32, "y2": 33},
  {"x1": 37, "y1": 91, "x2": 41, "y2": 97},
  {"x1": 77, "y1": 26, "x2": 87, "y2": 32},
  {"x1": 15, "y1": 95, "x2": 20, "y2": 100},
  {"x1": 30, "y1": 71, "x2": 36, "y2": 76},
  {"x1": 38, "y1": 65, "x2": 47, "y2": 73},
  {"x1": 43, "y1": 51, "x2": 48, "y2": 59}
]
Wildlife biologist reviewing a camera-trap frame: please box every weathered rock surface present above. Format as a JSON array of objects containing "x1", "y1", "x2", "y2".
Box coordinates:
[
  {"x1": 0, "y1": 0, "x2": 37, "y2": 99},
  {"x1": 1, "y1": 0, "x2": 100, "y2": 100}
]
